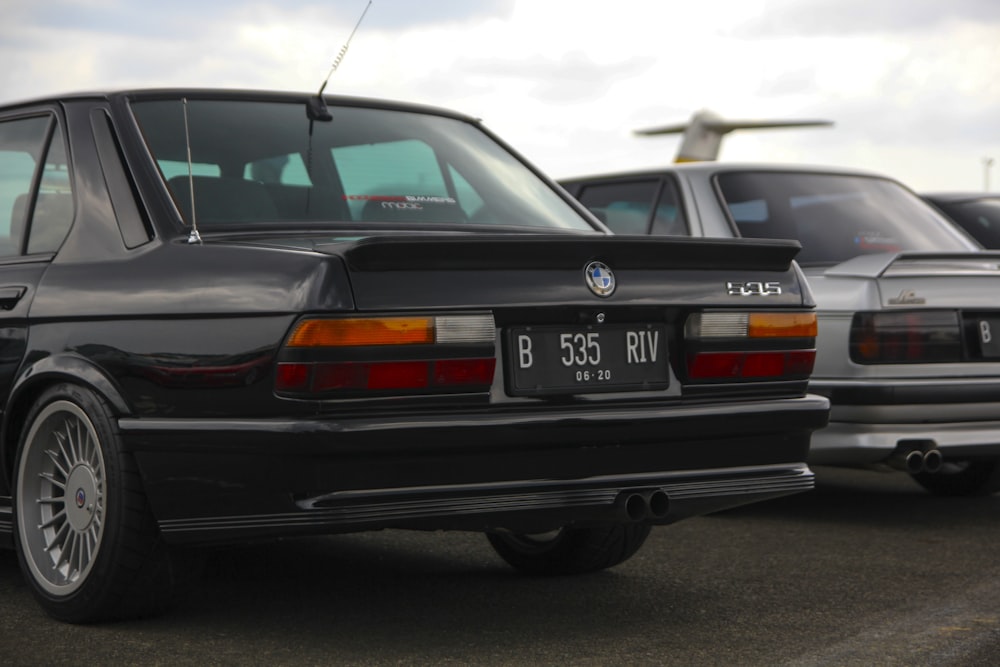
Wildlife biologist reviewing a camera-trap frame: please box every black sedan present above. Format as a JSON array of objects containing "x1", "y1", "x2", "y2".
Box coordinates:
[
  {"x1": 923, "y1": 192, "x2": 1000, "y2": 248},
  {"x1": 0, "y1": 89, "x2": 828, "y2": 622}
]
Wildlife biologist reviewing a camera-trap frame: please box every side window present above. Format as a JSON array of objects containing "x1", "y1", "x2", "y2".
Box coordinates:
[
  {"x1": 576, "y1": 181, "x2": 657, "y2": 234},
  {"x1": 651, "y1": 179, "x2": 687, "y2": 236},
  {"x1": 575, "y1": 179, "x2": 687, "y2": 236},
  {"x1": 332, "y1": 139, "x2": 465, "y2": 223},
  {"x1": 0, "y1": 115, "x2": 51, "y2": 257},
  {"x1": 27, "y1": 127, "x2": 74, "y2": 254}
]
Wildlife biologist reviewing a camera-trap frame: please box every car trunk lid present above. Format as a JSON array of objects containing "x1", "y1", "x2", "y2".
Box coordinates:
[
  {"x1": 327, "y1": 233, "x2": 808, "y2": 310},
  {"x1": 823, "y1": 251, "x2": 1000, "y2": 309}
]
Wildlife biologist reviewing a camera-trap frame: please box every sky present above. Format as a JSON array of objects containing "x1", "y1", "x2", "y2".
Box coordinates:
[{"x1": 2, "y1": 0, "x2": 998, "y2": 191}]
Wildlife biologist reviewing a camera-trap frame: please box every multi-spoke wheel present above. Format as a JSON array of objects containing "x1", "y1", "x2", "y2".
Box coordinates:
[
  {"x1": 13, "y1": 384, "x2": 178, "y2": 623},
  {"x1": 487, "y1": 523, "x2": 651, "y2": 575},
  {"x1": 17, "y1": 399, "x2": 106, "y2": 597},
  {"x1": 911, "y1": 459, "x2": 1000, "y2": 497}
]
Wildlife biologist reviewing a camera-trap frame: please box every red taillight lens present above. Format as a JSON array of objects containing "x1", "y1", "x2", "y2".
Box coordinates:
[
  {"x1": 785, "y1": 350, "x2": 817, "y2": 376},
  {"x1": 687, "y1": 350, "x2": 816, "y2": 380},
  {"x1": 850, "y1": 311, "x2": 961, "y2": 364},
  {"x1": 275, "y1": 359, "x2": 497, "y2": 394},
  {"x1": 434, "y1": 359, "x2": 496, "y2": 386},
  {"x1": 685, "y1": 310, "x2": 817, "y2": 382},
  {"x1": 742, "y1": 352, "x2": 787, "y2": 377},
  {"x1": 688, "y1": 352, "x2": 743, "y2": 379},
  {"x1": 276, "y1": 314, "x2": 496, "y2": 397},
  {"x1": 309, "y1": 361, "x2": 429, "y2": 391},
  {"x1": 275, "y1": 363, "x2": 310, "y2": 391}
]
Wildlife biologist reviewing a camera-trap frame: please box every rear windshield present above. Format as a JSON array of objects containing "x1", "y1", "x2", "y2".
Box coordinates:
[
  {"x1": 130, "y1": 98, "x2": 594, "y2": 232},
  {"x1": 716, "y1": 171, "x2": 976, "y2": 265}
]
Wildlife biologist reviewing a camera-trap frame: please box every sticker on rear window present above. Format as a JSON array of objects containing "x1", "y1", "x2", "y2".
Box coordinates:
[{"x1": 854, "y1": 232, "x2": 901, "y2": 252}]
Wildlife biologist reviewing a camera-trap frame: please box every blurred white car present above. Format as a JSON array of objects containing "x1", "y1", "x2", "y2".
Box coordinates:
[{"x1": 563, "y1": 163, "x2": 1000, "y2": 496}]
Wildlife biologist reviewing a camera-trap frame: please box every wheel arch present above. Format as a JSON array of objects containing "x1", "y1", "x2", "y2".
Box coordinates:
[{"x1": 1, "y1": 353, "x2": 131, "y2": 485}]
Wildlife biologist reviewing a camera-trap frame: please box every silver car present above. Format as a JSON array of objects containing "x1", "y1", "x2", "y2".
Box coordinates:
[{"x1": 562, "y1": 163, "x2": 1000, "y2": 496}]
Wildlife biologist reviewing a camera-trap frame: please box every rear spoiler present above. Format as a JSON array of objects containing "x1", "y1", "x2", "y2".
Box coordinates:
[
  {"x1": 824, "y1": 252, "x2": 1000, "y2": 279},
  {"x1": 344, "y1": 234, "x2": 802, "y2": 272}
]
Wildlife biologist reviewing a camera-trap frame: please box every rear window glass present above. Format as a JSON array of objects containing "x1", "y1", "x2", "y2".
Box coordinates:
[
  {"x1": 131, "y1": 98, "x2": 594, "y2": 232},
  {"x1": 716, "y1": 171, "x2": 976, "y2": 265},
  {"x1": 573, "y1": 178, "x2": 688, "y2": 235}
]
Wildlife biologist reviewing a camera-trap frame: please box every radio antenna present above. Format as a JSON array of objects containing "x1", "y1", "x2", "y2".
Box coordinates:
[
  {"x1": 182, "y1": 97, "x2": 202, "y2": 244},
  {"x1": 307, "y1": 0, "x2": 372, "y2": 121}
]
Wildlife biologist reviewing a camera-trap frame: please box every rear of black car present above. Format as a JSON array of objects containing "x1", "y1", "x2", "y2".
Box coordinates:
[
  {"x1": 0, "y1": 89, "x2": 827, "y2": 622},
  {"x1": 120, "y1": 233, "x2": 826, "y2": 544}
]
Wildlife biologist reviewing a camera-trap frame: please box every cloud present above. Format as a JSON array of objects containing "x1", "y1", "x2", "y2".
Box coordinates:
[
  {"x1": 0, "y1": 0, "x2": 997, "y2": 192},
  {"x1": 741, "y1": 0, "x2": 1000, "y2": 36}
]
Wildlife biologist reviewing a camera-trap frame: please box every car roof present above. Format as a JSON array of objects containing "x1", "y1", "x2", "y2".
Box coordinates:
[
  {"x1": 0, "y1": 88, "x2": 478, "y2": 124},
  {"x1": 923, "y1": 192, "x2": 1000, "y2": 203},
  {"x1": 560, "y1": 161, "x2": 895, "y2": 183}
]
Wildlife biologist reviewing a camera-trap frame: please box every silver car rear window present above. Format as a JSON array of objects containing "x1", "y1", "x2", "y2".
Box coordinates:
[{"x1": 717, "y1": 171, "x2": 976, "y2": 265}]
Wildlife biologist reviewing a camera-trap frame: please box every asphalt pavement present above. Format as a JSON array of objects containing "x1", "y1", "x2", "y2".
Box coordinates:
[{"x1": 2, "y1": 466, "x2": 999, "y2": 666}]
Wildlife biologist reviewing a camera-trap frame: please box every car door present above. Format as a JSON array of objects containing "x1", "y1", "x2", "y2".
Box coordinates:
[{"x1": 0, "y1": 108, "x2": 72, "y2": 495}]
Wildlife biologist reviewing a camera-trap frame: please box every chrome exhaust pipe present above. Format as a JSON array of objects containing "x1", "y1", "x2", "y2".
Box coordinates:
[
  {"x1": 888, "y1": 447, "x2": 926, "y2": 473},
  {"x1": 922, "y1": 449, "x2": 944, "y2": 474}
]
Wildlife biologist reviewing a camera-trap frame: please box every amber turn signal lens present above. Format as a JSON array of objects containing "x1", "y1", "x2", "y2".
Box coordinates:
[
  {"x1": 287, "y1": 317, "x2": 434, "y2": 347},
  {"x1": 748, "y1": 312, "x2": 817, "y2": 338}
]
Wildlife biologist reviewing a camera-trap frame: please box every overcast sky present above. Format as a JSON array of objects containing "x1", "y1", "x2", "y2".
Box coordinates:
[{"x1": 2, "y1": 0, "x2": 998, "y2": 191}]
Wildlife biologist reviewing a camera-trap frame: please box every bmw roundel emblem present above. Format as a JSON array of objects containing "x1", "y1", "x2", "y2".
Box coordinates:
[{"x1": 584, "y1": 261, "x2": 615, "y2": 297}]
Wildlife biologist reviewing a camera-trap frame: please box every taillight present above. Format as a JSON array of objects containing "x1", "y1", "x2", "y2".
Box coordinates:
[
  {"x1": 276, "y1": 314, "x2": 496, "y2": 397},
  {"x1": 684, "y1": 311, "x2": 817, "y2": 382},
  {"x1": 850, "y1": 311, "x2": 961, "y2": 364}
]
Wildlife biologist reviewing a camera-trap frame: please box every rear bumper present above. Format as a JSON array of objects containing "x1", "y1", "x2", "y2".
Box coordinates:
[
  {"x1": 809, "y1": 420, "x2": 1000, "y2": 466},
  {"x1": 808, "y1": 379, "x2": 1000, "y2": 465},
  {"x1": 118, "y1": 395, "x2": 829, "y2": 545}
]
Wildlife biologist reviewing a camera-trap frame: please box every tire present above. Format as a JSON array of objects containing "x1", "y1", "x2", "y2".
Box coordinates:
[
  {"x1": 13, "y1": 383, "x2": 180, "y2": 623},
  {"x1": 911, "y1": 459, "x2": 1000, "y2": 497},
  {"x1": 487, "y1": 523, "x2": 651, "y2": 575}
]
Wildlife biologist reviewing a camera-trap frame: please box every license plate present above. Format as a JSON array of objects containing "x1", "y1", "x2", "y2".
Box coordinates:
[
  {"x1": 976, "y1": 318, "x2": 1000, "y2": 358},
  {"x1": 507, "y1": 324, "x2": 669, "y2": 395}
]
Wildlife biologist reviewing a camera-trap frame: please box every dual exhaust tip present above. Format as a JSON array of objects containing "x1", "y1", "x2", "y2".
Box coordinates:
[
  {"x1": 618, "y1": 489, "x2": 670, "y2": 522},
  {"x1": 890, "y1": 445, "x2": 943, "y2": 474}
]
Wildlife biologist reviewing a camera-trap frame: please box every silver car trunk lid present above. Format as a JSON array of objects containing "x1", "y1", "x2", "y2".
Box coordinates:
[{"x1": 824, "y1": 252, "x2": 1000, "y2": 309}]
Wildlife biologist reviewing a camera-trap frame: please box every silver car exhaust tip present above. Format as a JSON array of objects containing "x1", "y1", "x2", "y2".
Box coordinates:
[
  {"x1": 889, "y1": 447, "x2": 927, "y2": 473},
  {"x1": 922, "y1": 449, "x2": 944, "y2": 474},
  {"x1": 888, "y1": 443, "x2": 944, "y2": 474}
]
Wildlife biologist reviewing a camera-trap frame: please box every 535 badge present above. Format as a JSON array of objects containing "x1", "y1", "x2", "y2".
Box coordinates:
[{"x1": 727, "y1": 281, "x2": 782, "y2": 296}]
